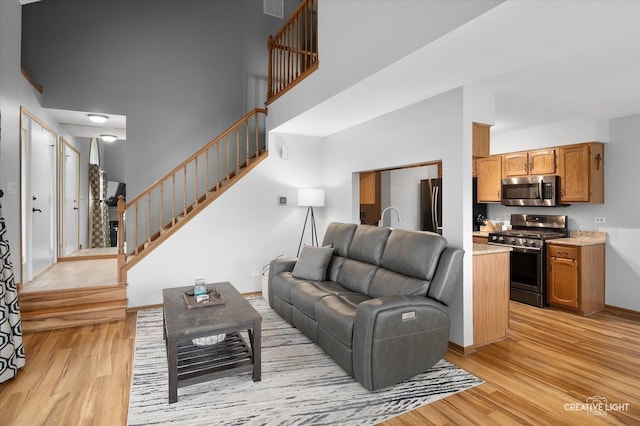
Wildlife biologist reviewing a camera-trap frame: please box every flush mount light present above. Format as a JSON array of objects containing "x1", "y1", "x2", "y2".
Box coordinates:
[
  {"x1": 88, "y1": 113, "x2": 109, "y2": 124},
  {"x1": 101, "y1": 134, "x2": 117, "y2": 142}
]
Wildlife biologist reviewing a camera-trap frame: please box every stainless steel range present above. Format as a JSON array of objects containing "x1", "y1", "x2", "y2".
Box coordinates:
[{"x1": 488, "y1": 214, "x2": 568, "y2": 308}]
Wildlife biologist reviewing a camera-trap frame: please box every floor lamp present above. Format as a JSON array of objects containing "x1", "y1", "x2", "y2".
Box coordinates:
[{"x1": 297, "y1": 188, "x2": 325, "y2": 256}]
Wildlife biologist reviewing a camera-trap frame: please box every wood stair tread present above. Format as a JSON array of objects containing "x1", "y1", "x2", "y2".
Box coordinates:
[{"x1": 21, "y1": 299, "x2": 128, "y2": 320}]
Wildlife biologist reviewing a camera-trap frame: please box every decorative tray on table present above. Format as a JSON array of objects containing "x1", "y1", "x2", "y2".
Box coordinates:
[{"x1": 183, "y1": 287, "x2": 225, "y2": 309}]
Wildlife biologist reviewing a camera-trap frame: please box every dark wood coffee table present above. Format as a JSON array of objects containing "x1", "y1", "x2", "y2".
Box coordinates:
[{"x1": 162, "y1": 281, "x2": 262, "y2": 403}]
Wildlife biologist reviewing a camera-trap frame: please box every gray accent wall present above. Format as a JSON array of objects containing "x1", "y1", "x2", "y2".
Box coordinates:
[{"x1": 21, "y1": 0, "x2": 295, "y2": 197}]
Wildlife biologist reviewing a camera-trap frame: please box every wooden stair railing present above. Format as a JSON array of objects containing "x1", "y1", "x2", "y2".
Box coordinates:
[
  {"x1": 117, "y1": 108, "x2": 268, "y2": 282},
  {"x1": 267, "y1": 0, "x2": 318, "y2": 104}
]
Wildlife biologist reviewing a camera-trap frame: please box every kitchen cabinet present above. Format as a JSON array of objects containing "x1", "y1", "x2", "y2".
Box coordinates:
[
  {"x1": 557, "y1": 142, "x2": 604, "y2": 203},
  {"x1": 547, "y1": 243, "x2": 605, "y2": 315},
  {"x1": 359, "y1": 171, "x2": 381, "y2": 225},
  {"x1": 503, "y1": 149, "x2": 556, "y2": 177},
  {"x1": 359, "y1": 171, "x2": 378, "y2": 204},
  {"x1": 472, "y1": 122, "x2": 491, "y2": 158},
  {"x1": 476, "y1": 155, "x2": 502, "y2": 202},
  {"x1": 473, "y1": 246, "x2": 510, "y2": 347}
]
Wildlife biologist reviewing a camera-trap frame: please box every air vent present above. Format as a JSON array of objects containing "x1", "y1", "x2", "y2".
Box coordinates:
[{"x1": 263, "y1": 0, "x2": 284, "y2": 19}]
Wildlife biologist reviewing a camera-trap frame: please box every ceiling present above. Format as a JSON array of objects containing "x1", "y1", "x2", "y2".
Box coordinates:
[
  {"x1": 274, "y1": 0, "x2": 640, "y2": 137},
  {"x1": 46, "y1": 108, "x2": 127, "y2": 141}
]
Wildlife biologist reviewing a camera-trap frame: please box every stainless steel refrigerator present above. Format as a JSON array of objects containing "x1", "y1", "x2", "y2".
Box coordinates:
[{"x1": 420, "y1": 178, "x2": 442, "y2": 234}]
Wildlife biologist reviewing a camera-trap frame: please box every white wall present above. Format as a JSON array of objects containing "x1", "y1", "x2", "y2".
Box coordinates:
[
  {"x1": 127, "y1": 133, "x2": 325, "y2": 306},
  {"x1": 310, "y1": 87, "x2": 494, "y2": 347},
  {"x1": 489, "y1": 115, "x2": 640, "y2": 311}
]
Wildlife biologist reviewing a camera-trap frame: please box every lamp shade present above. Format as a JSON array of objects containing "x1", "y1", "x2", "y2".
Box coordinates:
[{"x1": 297, "y1": 188, "x2": 325, "y2": 207}]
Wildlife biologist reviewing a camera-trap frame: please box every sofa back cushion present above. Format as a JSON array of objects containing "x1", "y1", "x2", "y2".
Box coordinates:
[
  {"x1": 347, "y1": 225, "x2": 391, "y2": 265},
  {"x1": 381, "y1": 229, "x2": 448, "y2": 280},
  {"x1": 367, "y1": 229, "x2": 448, "y2": 297},
  {"x1": 322, "y1": 222, "x2": 357, "y2": 257},
  {"x1": 336, "y1": 259, "x2": 378, "y2": 294}
]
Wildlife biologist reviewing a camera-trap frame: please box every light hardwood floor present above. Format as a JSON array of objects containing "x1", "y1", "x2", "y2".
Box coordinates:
[
  {"x1": 1, "y1": 301, "x2": 638, "y2": 425},
  {"x1": 21, "y1": 258, "x2": 118, "y2": 293}
]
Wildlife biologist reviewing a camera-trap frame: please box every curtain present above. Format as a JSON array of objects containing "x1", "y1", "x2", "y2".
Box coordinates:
[{"x1": 0, "y1": 217, "x2": 25, "y2": 383}]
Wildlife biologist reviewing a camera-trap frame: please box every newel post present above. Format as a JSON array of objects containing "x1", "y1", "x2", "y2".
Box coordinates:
[{"x1": 117, "y1": 195, "x2": 127, "y2": 283}]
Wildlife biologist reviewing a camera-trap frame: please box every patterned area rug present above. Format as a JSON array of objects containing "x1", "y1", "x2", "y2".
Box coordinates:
[{"x1": 128, "y1": 296, "x2": 482, "y2": 425}]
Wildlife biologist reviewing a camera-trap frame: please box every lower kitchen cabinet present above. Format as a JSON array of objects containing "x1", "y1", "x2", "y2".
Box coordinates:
[
  {"x1": 547, "y1": 243, "x2": 605, "y2": 315},
  {"x1": 473, "y1": 246, "x2": 510, "y2": 347}
]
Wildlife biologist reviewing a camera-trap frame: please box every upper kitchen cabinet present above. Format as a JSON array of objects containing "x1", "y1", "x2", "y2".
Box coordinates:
[
  {"x1": 359, "y1": 171, "x2": 381, "y2": 225},
  {"x1": 557, "y1": 142, "x2": 604, "y2": 203},
  {"x1": 503, "y1": 149, "x2": 556, "y2": 177},
  {"x1": 472, "y1": 122, "x2": 491, "y2": 158},
  {"x1": 476, "y1": 155, "x2": 502, "y2": 202},
  {"x1": 359, "y1": 171, "x2": 379, "y2": 204}
]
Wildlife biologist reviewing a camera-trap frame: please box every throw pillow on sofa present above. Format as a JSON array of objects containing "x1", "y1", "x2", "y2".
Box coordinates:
[{"x1": 292, "y1": 245, "x2": 333, "y2": 281}]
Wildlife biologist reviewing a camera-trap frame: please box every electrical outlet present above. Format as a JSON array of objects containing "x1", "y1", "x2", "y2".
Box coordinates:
[
  {"x1": 251, "y1": 270, "x2": 260, "y2": 277},
  {"x1": 594, "y1": 217, "x2": 606, "y2": 223}
]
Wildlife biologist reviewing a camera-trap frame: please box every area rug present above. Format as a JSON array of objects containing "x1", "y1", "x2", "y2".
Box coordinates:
[{"x1": 128, "y1": 296, "x2": 482, "y2": 425}]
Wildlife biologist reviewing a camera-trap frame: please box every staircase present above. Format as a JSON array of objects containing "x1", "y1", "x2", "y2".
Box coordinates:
[
  {"x1": 18, "y1": 0, "x2": 317, "y2": 331},
  {"x1": 117, "y1": 108, "x2": 269, "y2": 282},
  {"x1": 20, "y1": 284, "x2": 127, "y2": 332}
]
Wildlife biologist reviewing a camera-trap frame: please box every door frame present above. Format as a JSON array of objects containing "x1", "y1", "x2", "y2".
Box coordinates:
[
  {"x1": 58, "y1": 138, "x2": 81, "y2": 257},
  {"x1": 19, "y1": 107, "x2": 58, "y2": 284}
]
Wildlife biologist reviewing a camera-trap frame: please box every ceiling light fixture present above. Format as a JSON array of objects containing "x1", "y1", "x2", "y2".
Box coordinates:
[
  {"x1": 101, "y1": 134, "x2": 117, "y2": 142},
  {"x1": 88, "y1": 113, "x2": 109, "y2": 124}
]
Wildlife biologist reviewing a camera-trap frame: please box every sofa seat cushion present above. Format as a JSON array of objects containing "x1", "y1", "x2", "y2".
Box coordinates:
[
  {"x1": 316, "y1": 293, "x2": 371, "y2": 349},
  {"x1": 290, "y1": 281, "x2": 353, "y2": 319},
  {"x1": 270, "y1": 272, "x2": 306, "y2": 304}
]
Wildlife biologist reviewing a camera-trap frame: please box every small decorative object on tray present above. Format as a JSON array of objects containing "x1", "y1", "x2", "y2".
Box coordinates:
[{"x1": 183, "y1": 285, "x2": 225, "y2": 309}]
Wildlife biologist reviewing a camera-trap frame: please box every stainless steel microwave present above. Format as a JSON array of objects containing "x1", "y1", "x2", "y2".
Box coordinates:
[{"x1": 501, "y1": 175, "x2": 560, "y2": 206}]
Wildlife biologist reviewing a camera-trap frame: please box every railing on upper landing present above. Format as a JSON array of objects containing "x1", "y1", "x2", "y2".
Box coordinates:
[
  {"x1": 266, "y1": 0, "x2": 318, "y2": 104},
  {"x1": 117, "y1": 108, "x2": 268, "y2": 282}
]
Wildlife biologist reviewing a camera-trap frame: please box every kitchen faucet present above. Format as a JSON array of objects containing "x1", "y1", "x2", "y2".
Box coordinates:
[{"x1": 378, "y1": 206, "x2": 401, "y2": 227}]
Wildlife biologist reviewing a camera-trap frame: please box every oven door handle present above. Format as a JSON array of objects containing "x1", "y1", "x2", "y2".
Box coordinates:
[{"x1": 488, "y1": 242, "x2": 541, "y2": 254}]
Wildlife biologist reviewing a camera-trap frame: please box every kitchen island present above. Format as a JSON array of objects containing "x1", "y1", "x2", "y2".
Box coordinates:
[{"x1": 472, "y1": 243, "x2": 512, "y2": 349}]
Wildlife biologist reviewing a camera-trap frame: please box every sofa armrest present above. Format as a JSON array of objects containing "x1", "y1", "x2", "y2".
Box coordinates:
[
  {"x1": 269, "y1": 257, "x2": 297, "y2": 276},
  {"x1": 352, "y1": 296, "x2": 450, "y2": 390}
]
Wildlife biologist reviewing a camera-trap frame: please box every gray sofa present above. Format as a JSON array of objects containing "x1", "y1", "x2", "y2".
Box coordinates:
[{"x1": 268, "y1": 222, "x2": 464, "y2": 391}]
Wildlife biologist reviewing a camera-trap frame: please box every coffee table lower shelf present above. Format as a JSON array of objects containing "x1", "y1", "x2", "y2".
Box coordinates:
[{"x1": 175, "y1": 332, "x2": 254, "y2": 389}]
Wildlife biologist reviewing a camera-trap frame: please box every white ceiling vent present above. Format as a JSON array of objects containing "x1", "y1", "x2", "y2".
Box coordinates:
[{"x1": 263, "y1": 0, "x2": 284, "y2": 19}]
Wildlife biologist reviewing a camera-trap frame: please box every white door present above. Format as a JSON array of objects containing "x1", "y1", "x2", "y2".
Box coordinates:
[
  {"x1": 62, "y1": 142, "x2": 80, "y2": 256},
  {"x1": 21, "y1": 114, "x2": 56, "y2": 281}
]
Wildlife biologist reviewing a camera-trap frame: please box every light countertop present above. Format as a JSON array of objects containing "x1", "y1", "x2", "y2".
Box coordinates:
[
  {"x1": 473, "y1": 243, "x2": 511, "y2": 255},
  {"x1": 547, "y1": 230, "x2": 607, "y2": 247}
]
